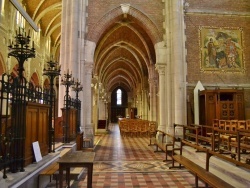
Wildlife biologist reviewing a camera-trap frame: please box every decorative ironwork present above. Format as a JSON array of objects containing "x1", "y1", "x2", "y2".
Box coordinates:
[
  {"x1": 8, "y1": 28, "x2": 35, "y2": 78},
  {"x1": 43, "y1": 60, "x2": 61, "y2": 152},
  {"x1": 72, "y1": 79, "x2": 83, "y2": 133},
  {"x1": 0, "y1": 74, "x2": 51, "y2": 178},
  {"x1": 61, "y1": 69, "x2": 75, "y2": 143},
  {"x1": 3, "y1": 28, "x2": 36, "y2": 174}
]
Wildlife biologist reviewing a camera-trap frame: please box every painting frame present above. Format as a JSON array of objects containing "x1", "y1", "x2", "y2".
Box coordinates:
[{"x1": 199, "y1": 26, "x2": 244, "y2": 73}]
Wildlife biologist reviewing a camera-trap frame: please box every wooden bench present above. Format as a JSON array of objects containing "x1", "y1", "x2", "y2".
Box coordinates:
[
  {"x1": 229, "y1": 129, "x2": 250, "y2": 163},
  {"x1": 182, "y1": 125, "x2": 199, "y2": 144},
  {"x1": 173, "y1": 155, "x2": 234, "y2": 188},
  {"x1": 37, "y1": 162, "x2": 59, "y2": 188},
  {"x1": 171, "y1": 139, "x2": 234, "y2": 188},
  {"x1": 154, "y1": 130, "x2": 176, "y2": 161},
  {"x1": 192, "y1": 124, "x2": 219, "y2": 151},
  {"x1": 177, "y1": 124, "x2": 219, "y2": 151},
  {"x1": 37, "y1": 162, "x2": 85, "y2": 188},
  {"x1": 37, "y1": 148, "x2": 83, "y2": 188}
]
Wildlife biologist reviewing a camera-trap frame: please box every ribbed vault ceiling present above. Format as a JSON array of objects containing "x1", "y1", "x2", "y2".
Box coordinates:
[
  {"x1": 24, "y1": 0, "x2": 62, "y2": 56},
  {"x1": 94, "y1": 14, "x2": 156, "y2": 93},
  {"x1": 23, "y1": 1, "x2": 157, "y2": 94}
]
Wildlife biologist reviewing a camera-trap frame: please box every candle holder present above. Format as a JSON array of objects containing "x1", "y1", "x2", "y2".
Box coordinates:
[
  {"x1": 8, "y1": 28, "x2": 35, "y2": 78},
  {"x1": 61, "y1": 70, "x2": 75, "y2": 143},
  {"x1": 5, "y1": 27, "x2": 35, "y2": 173},
  {"x1": 43, "y1": 59, "x2": 61, "y2": 152},
  {"x1": 72, "y1": 79, "x2": 83, "y2": 133}
]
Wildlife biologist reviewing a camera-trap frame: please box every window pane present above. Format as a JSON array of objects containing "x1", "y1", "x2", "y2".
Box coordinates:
[{"x1": 117, "y1": 89, "x2": 122, "y2": 105}]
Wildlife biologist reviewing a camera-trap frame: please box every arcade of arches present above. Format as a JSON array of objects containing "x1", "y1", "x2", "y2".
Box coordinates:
[
  {"x1": 0, "y1": 0, "x2": 250, "y2": 187},
  {"x1": 0, "y1": 0, "x2": 250, "y2": 150}
]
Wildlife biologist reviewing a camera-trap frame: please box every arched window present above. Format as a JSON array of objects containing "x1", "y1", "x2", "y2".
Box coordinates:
[{"x1": 116, "y1": 89, "x2": 122, "y2": 105}]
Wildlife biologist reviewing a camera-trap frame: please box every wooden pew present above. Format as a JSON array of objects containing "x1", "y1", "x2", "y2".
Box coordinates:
[
  {"x1": 192, "y1": 124, "x2": 219, "y2": 151},
  {"x1": 37, "y1": 162, "x2": 59, "y2": 188},
  {"x1": 229, "y1": 129, "x2": 250, "y2": 163},
  {"x1": 171, "y1": 139, "x2": 234, "y2": 188},
  {"x1": 154, "y1": 130, "x2": 176, "y2": 161},
  {"x1": 213, "y1": 128, "x2": 237, "y2": 153},
  {"x1": 37, "y1": 148, "x2": 84, "y2": 188},
  {"x1": 182, "y1": 125, "x2": 200, "y2": 145}
]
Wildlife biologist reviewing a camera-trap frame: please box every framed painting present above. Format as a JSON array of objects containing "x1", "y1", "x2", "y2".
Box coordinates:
[{"x1": 199, "y1": 27, "x2": 244, "y2": 72}]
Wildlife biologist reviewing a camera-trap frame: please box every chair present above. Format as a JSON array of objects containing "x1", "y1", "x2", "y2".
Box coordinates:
[
  {"x1": 230, "y1": 120, "x2": 246, "y2": 146},
  {"x1": 237, "y1": 120, "x2": 246, "y2": 130},
  {"x1": 207, "y1": 119, "x2": 218, "y2": 137},
  {"x1": 148, "y1": 121, "x2": 157, "y2": 145},
  {"x1": 121, "y1": 121, "x2": 130, "y2": 137},
  {"x1": 139, "y1": 121, "x2": 148, "y2": 137},
  {"x1": 230, "y1": 120, "x2": 238, "y2": 131},
  {"x1": 220, "y1": 120, "x2": 233, "y2": 149},
  {"x1": 244, "y1": 120, "x2": 250, "y2": 144},
  {"x1": 129, "y1": 121, "x2": 138, "y2": 137},
  {"x1": 218, "y1": 120, "x2": 226, "y2": 129},
  {"x1": 246, "y1": 119, "x2": 250, "y2": 130}
]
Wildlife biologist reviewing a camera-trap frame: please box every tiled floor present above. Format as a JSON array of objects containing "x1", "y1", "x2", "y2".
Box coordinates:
[{"x1": 77, "y1": 123, "x2": 205, "y2": 188}]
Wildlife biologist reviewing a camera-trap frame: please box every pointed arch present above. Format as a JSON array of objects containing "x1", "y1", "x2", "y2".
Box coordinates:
[
  {"x1": 30, "y1": 72, "x2": 39, "y2": 86},
  {"x1": 87, "y1": 5, "x2": 162, "y2": 45},
  {"x1": 0, "y1": 52, "x2": 6, "y2": 75}
]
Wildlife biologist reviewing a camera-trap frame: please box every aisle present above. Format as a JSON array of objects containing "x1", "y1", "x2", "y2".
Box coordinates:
[{"x1": 78, "y1": 123, "x2": 203, "y2": 188}]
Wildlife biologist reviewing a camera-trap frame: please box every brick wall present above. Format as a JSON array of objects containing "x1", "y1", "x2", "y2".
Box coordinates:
[
  {"x1": 86, "y1": 0, "x2": 164, "y2": 43},
  {"x1": 187, "y1": 0, "x2": 250, "y2": 12},
  {"x1": 185, "y1": 0, "x2": 250, "y2": 121}
]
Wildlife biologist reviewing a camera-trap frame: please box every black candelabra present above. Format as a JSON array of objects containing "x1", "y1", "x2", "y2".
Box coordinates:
[
  {"x1": 61, "y1": 69, "x2": 75, "y2": 143},
  {"x1": 8, "y1": 28, "x2": 35, "y2": 78},
  {"x1": 72, "y1": 79, "x2": 83, "y2": 133},
  {"x1": 43, "y1": 59, "x2": 61, "y2": 152},
  {"x1": 7, "y1": 28, "x2": 35, "y2": 173}
]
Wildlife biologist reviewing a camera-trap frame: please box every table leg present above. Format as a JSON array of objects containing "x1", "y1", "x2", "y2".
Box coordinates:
[
  {"x1": 66, "y1": 167, "x2": 70, "y2": 187},
  {"x1": 87, "y1": 164, "x2": 93, "y2": 188},
  {"x1": 59, "y1": 167, "x2": 63, "y2": 188}
]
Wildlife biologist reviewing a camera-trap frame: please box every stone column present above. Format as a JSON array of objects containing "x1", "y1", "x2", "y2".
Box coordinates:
[
  {"x1": 148, "y1": 65, "x2": 158, "y2": 121},
  {"x1": 79, "y1": 0, "x2": 87, "y2": 131},
  {"x1": 155, "y1": 63, "x2": 166, "y2": 132},
  {"x1": 83, "y1": 61, "x2": 94, "y2": 146},
  {"x1": 141, "y1": 89, "x2": 148, "y2": 120},
  {"x1": 169, "y1": 0, "x2": 187, "y2": 136},
  {"x1": 58, "y1": 0, "x2": 68, "y2": 116},
  {"x1": 58, "y1": 0, "x2": 80, "y2": 115},
  {"x1": 83, "y1": 40, "x2": 96, "y2": 146},
  {"x1": 70, "y1": 0, "x2": 80, "y2": 80}
]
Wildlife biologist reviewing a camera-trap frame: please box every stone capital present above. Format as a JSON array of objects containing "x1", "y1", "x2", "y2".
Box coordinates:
[
  {"x1": 84, "y1": 61, "x2": 93, "y2": 75},
  {"x1": 155, "y1": 63, "x2": 166, "y2": 75}
]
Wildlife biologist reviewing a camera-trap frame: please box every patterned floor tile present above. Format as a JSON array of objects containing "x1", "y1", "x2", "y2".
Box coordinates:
[{"x1": 74, "y1": 123, "x2": 204, "y2": 188}]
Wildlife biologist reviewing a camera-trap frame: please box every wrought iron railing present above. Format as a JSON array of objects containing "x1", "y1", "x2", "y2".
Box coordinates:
[{"x1": 0, "y1": 74, "x2": 51, "y2": 178}]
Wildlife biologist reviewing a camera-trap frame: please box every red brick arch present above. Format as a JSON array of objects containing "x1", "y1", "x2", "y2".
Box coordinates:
[
  {"x1": 87, "y1": 6, "x2": 162, "y2": 45},
  {"x1": 43, "y1": 78, "x2": 50, "y2": 89},
  {"x1": 30, "y1": 72, "x2": 40, "y2": 86},
  {"x1": 0, "y1": 53, "x2": 6, "y2": 75}
]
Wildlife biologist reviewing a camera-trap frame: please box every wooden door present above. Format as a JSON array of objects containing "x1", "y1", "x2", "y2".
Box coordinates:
[{"x1": 220, "y1": 101, "x2": 235, "y2": 120}]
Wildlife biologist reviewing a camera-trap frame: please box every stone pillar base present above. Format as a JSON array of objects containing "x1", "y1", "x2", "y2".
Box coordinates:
[{"x1": 84, "y1": 123, "x2": 94, "y2": 147}]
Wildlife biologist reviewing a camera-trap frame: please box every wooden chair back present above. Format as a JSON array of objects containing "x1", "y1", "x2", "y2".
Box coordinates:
[
  {"x1": 213, "y1": 119, "x2": 219, "y2": 128},
  {"x1": 246, "y1": 119, "x2": 250, "y2": 130},
  {"x1": 230, "y1": 120, "x2": 238, "y2": 131},
  {"x1": 219, "y1": 120, "x2": 226, "y2": 129},
  {"x1": 237, "y1": 120, "x2": 246, "y2": 130},
  {"x1": 224, "y1": 120, "x2": 231, "y2": 131}
]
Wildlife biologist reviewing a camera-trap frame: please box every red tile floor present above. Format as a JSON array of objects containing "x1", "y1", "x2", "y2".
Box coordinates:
[{"x1": 77, "y1": 123, "x2": 205, "y2": 188}]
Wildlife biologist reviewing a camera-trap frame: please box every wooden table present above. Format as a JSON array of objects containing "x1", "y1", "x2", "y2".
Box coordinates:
[{"x1": 58, "y1": 151, "x2": 95, "y2": 188}]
